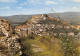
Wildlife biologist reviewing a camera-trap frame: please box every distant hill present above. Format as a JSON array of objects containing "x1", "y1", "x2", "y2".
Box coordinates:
[
  {"x1": 49, "y1": 12, "x2": 80, "y2": 25},
  {"x1": 1, "y1": 15, "x2": 32, "y2": 27},
  {"x1": 0, "y1": 12, "x2": 80, "y2": 27}
]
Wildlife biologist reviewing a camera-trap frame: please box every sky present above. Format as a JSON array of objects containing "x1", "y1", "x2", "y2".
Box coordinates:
[{"x1": 0, "y1": 0, "x2": 80, "y2": 16}]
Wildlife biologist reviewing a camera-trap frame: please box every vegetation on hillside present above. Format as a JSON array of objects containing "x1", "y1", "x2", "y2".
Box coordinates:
[{"x1": 20, "y1": 34, "x2": 80, "y2": 56}]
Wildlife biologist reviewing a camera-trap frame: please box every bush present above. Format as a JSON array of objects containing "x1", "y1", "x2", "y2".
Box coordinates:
[{"x1": 20, "y1": 37, "x2": 34, "y2": 56}]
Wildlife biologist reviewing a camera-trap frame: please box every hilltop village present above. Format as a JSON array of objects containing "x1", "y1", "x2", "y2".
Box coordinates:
[{"x1": 15, "y1": 15, "x2": 80, "y2": 37}]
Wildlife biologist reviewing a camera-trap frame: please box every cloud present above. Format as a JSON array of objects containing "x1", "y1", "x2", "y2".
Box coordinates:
[
  {"x1": 72, "y1": 6, "x2": 78, "y2": 10},
  {"x1": 0, "y1": 6, "x2": 10, "y2": 9},
  {"x1": 73, "y1": 0, "x2": 80, "y2": 2},
  {"x1": 30, "y1": 0, "x2": 42, "y2": 3},
  {"x1": 59, "y1": 0, "x2": 65, "y2": 3},
  {"x1": 20, "y1": 0, "x2": 42, "y2": 6},
  {"x1": 46, "y1": 0, "x2": 58, "y2": 5},
  {"x1": 55, "y1": 6, "x2": 79, "y2": 13},
  {"x1": 0, "y1": 7, "x2": 51, "y2": 16},
  {"x1": 20, "y1": 2, "x2": 27, "y2": 6},
  {"x1": 0, "y1": 0, "x2": 17, "y2": 2},
  {"x1": 16, "y1": 7, "x2": 23, "y2": 9}
]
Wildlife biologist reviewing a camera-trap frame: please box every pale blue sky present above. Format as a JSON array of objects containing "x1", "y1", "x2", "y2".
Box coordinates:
[{"x1": 0, "y1": 0, "x2": 80, "y2": 16}]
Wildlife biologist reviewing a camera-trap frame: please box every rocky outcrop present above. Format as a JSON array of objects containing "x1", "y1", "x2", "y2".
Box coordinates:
[
  {"x1": 0, "y1": 18, "x2": 22, "y2": 56},
  {"x1": 0, "y1": 18, "x2": 12, "y2": 37}
]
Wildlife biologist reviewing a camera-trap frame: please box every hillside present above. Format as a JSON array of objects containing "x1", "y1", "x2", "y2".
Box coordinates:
[{"x1": 20, "y1": 34, "x2": 80, "y2": 56}]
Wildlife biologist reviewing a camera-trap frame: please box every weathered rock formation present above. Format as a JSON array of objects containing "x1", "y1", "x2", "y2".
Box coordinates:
[
  {"x1": 0, "y1": 18, "x2": 22, "y2": 56},
  {"x1": 0, "y1": 18, "x2": 12, "y2": 37}
]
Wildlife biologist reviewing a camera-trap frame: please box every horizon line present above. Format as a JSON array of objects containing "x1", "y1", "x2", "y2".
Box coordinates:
[{"x1": 0, "y1": 11, "x2": 80, "y2": 17}]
